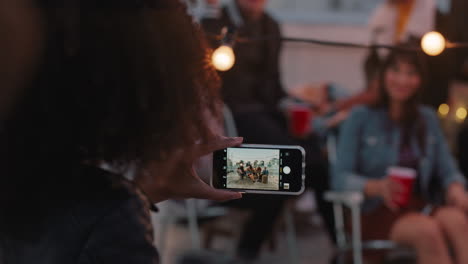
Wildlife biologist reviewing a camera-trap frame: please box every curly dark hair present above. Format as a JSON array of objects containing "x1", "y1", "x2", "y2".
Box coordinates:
[{"x1": 1, "y1": 0, "x2": 220, "y2": 236}]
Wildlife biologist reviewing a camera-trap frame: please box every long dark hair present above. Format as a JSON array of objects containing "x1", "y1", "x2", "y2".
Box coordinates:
[
  {"x1": 373, "y1": 46, "x2": 428, "y2": 150},
  {"x1": 1, "y1": 0, "x2": 220, "y2": 238}
]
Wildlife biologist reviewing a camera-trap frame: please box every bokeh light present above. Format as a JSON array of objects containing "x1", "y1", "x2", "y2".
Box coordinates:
[
  {"x1": 212, "y1": 45, "x2": 235, "y2": 71},
  {"x1": 456, "y1": 107, "x2": 467, "y2": 121},
  {"x1": 421, "y1": 31, "x2": 446, "y2": 56},
  {"x1": 438, "y1": 103, "x2": 450, "y2": 116}
]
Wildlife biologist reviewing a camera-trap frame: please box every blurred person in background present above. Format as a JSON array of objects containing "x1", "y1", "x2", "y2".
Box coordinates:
[
  {"x1": 369, "y1": 0, "x2": 454, "y2": 109},
  {"x1": 201, "y1": 0, "x2": 335, "y2": 260},
  {"x1": 333, "y1": 45, "x2": 468, "y2": 264},
  {"x1": 0, "y1": 0, "x2": 242, "y2": 263},
  {"x1": 288, "y1": 46, "x2": 381, "y2": 139}
]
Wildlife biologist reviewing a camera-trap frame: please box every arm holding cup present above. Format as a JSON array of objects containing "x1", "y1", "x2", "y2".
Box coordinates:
[{"x1": 365, "y1": 178, "x2": 404, "y2": 212}]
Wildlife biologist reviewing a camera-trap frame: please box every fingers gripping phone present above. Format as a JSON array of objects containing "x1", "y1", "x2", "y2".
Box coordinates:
[{"x1": 212, "y1": 144, "x2": 305, "y2": 195}]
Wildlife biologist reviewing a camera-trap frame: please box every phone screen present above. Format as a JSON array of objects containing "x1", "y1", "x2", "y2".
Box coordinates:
[{"x1": 212, "y1": 145, "x2": 305, "y2": 194}]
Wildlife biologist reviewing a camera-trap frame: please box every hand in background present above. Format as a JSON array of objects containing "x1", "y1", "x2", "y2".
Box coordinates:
[
  {"x1": 135, "y1": 135, "x2": 243, "y2": 204},
  {"x1": 365, "y1": 178, "x2": 404, "y2": 211},
  {"x1": 325, "y1": 110, "x2": 349, "y2": 128},
  {"x1": 288, "y1": 83, "x2": 329, "y2": 106}
]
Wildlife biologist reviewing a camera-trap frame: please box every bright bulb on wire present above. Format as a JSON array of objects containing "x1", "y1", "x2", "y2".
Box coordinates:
[
  {"x1": 438, "y1": 103, "x2": 450, "y2": 116},
  {"x1": 421, "y1": 31, "x2": 446, "y2": 56},
  {"x1": 212, "y1": 45, "x2": 235, "y2": 71},
  {"x1": 456, "y1": 107, "x2": 467, "y2": 121}
]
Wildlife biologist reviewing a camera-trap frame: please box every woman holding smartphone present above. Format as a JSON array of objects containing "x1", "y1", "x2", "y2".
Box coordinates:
[
  {"x1": 0, "y1": 0, "x2": 241, "y2": 263},
  {"x1": 333, "y1": 45, "x2": 468, "y2": 264}
]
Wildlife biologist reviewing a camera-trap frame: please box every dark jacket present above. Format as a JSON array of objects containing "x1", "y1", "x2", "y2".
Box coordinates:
[
  {"x1": 0, "y1": 166, "x2": 159, "y2": 264},
  {"x1": 201, "y1": 4, "x2": 286, "y2": 113}
]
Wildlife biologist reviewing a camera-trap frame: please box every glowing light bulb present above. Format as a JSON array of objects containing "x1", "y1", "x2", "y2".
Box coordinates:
[
  {"x1": 421, "y1": 31, "x2": 446, "y2": 56},
  {"x1": 456, "y1": 107, "x2": 467, "y2": 121},
  {"x1": 212, "y1": 45, "x2": 235, "y2": 71},
  {"x1": 438, "y1": 103, "x2": 450, "y2": 116}
]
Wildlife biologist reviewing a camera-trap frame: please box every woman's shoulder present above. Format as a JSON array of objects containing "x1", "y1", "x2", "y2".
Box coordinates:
[
  {"x1": 418, "y1": 105, "x2": 436, "y2": 116},
  {"x1": 418, "y1": 105, "x2": 439, "y2": 124},
  {"x1": 68, "y1": 166, "x2": 153, "y2": 230},
  {"x1": 0, "y1": 166, "x2": 157, "y2": 264},
  {"x1": 348, "y1": 105, "x2": 379, "y2": 119},
  {"x1": 339, "y1": 105, "x2": 381, "y2": 134},
  {"x1": 71, "y1": 167, "x2": 158, "y2": 263}
]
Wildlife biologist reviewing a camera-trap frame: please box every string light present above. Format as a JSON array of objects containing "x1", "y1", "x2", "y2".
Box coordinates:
[
  {"x1": 212, "y1": 45, "x2": 235, "y2": 71},
  {"x1": 438, "y1": 103, "x2": 450, "y2": 116},
  {"x1": 211, "y1": 26, "x2": 237, "y2": 71},
  {"x1": 421, "y1": 31, "x2": 446, "y2": 56},
  {"x1": 209, "y1": 28, "x2": 468, "y2": 70},
  {"x1": 456, "y1": 107, "x2": 467, "y2": 121}
]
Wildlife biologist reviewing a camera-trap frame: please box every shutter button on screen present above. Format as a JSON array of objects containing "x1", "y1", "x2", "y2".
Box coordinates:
[{"x1": 283, "y1": 166, "x2": 291, "y2": 174}]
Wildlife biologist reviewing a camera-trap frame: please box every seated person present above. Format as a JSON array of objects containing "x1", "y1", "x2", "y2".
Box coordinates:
[
  {"x1": 237, "y1": 162, "x2": 246, "y2": 180},
  {"x1": 256, "y1": 166, "x2": 262, "y2": 182},
  {"x1": 246, "y1": 164, "x2": 256, "y2": 182},
  {"x1": 286, "y1": 47, "x2": 381, "y2": 138},
  {"x1": 333, "y1": 46, "x2": 468, "y2": 264},
  {"x1": 262, "y1": 167, "x2": 269, "y2": 183},
  {"x1": 201, "y1": 0, "x2": 333, "y2": 259}
]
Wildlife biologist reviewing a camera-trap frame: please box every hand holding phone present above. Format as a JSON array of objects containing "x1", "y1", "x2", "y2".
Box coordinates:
[
  {"x1": 212, "y1": 144, "x2": 305, "y2": 195},
  {"x1": 136, "y1": 136, "x2": 243, "y2": 203}
]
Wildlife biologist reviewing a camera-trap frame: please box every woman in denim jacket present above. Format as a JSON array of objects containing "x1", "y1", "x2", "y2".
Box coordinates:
[{"x1": 333, "y1": 46, "x2": 468, "y2": 264}]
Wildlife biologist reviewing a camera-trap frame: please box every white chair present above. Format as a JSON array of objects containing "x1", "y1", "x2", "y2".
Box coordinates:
[{"x1": 324, "y1": 133, "x2": 417, "y2": 264}]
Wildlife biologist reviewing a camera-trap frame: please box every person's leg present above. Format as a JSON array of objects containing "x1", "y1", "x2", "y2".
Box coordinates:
[
  {"x1": 434, "y1": 207, "x2": 468, "y2": 264},
  {"x1": 270, "y1": 111, "x2": 336, "y2": 243},
  {"x1": 231, "y1": 110, "x2": 332, "y2": 258},
  {"x1": 229, "y1": 111, "x2": 296, "y2": 259},
  {"x1": 390, "y1": 213, "x2": 452, "y2": 264},
  {"x1": 233, "y1": 194, "x2": 287, "y2": 259},
  {"x1": 303, "y1": 153, "x2": 336, "y2": 243},
  {"x1": 237, "y1": 110, "x2": 336, "y2": 241},
  {"x1": 299, "y1": 149, "x2": 338, "y2": 246}
]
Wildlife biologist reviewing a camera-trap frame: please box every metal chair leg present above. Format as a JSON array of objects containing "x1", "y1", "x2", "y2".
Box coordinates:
[
  {"x1": 350, "y1": 204, "x2": 363, "y2": 264},
  {"x1": 284, "y1": 206, "x2": 300, "y2": 264},
  {"x1": 185, "y1": 199, "x2": 201, "y2": 249},
  {"x1": 333, "y1": 203, "x2": 347, "y2": 250}
]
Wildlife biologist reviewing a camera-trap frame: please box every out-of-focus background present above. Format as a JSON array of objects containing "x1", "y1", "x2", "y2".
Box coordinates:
[{"x1": 156, "y1": 0, "x2": 468, "y2": 263}]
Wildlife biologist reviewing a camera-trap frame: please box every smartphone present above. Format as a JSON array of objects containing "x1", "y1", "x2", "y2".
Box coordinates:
[{"x1": 212, "y1": 144, "x2": 305, "y2": 195}]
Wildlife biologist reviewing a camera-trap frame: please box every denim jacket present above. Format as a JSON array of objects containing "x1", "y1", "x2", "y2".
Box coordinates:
[{"x1": 332, "y1": 105, "x2": 466, "y2": 209}]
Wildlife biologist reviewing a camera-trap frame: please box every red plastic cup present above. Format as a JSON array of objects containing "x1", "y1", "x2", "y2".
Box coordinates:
[
  {"x1": 289, "y1": 106, "x2": 312, "y2": 138},
  {"x1": 388, "y1": 167, "x2": 417, "y2": 207}
]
